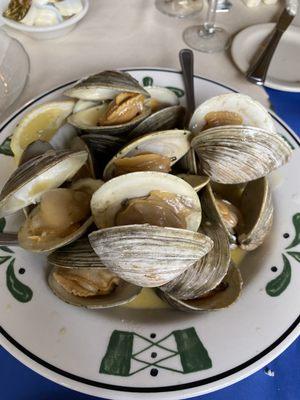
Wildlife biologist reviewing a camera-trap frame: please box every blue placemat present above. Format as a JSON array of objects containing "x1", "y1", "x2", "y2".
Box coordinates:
[{"x1": 1, "y1": 87, "x2": 299, "y2": 400}]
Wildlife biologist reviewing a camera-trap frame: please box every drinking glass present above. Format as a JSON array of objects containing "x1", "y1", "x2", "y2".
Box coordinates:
[
  {"x1": 0, "y1": 29, "x2": 30, "y2": 116},
  {"x1": 155, "y1": 0, "x2": 203, "y2": 18},
  {"x1": 182, "y1": 0, "x2": 230, "y2": 53}
]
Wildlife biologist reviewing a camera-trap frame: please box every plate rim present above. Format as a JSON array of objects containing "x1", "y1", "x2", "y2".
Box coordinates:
[
  {"x1": 0, "y1": 67, "x2": 299, "y2": 399},
  {"x1": 231, "y1": 23, "x2": 300, "y2": 93}
]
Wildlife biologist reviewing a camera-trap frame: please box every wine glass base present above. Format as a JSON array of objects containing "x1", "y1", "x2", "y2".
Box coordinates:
[
  {"x1": 155, "y1": 0, "x2": 203, "y2": 18},
  {"x1": 183, "y1": 24, "x2": 230, "y2": 53}
]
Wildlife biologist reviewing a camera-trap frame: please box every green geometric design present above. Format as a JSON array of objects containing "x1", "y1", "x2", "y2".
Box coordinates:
[
  {"x1": 266, "y1": 213, "x2": 300, "y2": 297},
  {"x1": 100, "y1": 327, "x2": 212, "y2": 376},
  {"x1": 0, "y1": 217, "x2": 33, "y2": 303}
]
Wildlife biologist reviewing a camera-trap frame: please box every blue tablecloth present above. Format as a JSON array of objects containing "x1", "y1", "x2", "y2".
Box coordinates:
[{"x1": 1, "y1": 88, "x2": 300, "y2": 400}]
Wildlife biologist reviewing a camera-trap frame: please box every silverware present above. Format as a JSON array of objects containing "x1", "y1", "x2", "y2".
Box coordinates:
[
  {"x1": 179, "y1": 48, "x2": 195, "y2": 126},
  {"x1": 216, "y1": 0, "x2": 232, "y2": 13},
  {"x1": 246, "y1": 7, "x2": 296, "y2": 85},
  {"x1": 0, "y1": 232, "x2": 19, "y2": 246}
]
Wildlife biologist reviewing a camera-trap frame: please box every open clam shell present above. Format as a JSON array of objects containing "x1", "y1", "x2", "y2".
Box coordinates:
[
  {"x1": 68, "y1": 103, "x2": 152, "y2": 136},
  {"x1": 145, "y1": 86, "x2": 179, "y2": 110},
  {"x1": 237, "y1": 177, "x2": 273, "y2": 251},
  {"x1": 48, "y1": 237, "x2": 141, "y2": 309},
  {"x1": 176, "y1": 174, "x2": 210, "y2": 192},
  {"x1": 103, "y1": 129, "x2": 192, "y2": 181},
  {"x1": 157, "y1": 262, "x2": 242, "y2": 311},
  {"x1": 0, "y1": 149, "x2": 88, "y2": 217},
  {"x1": 91, "y1": 171, "x2": 202, "y2": 231},
  {"x1": 160, "y1": 217, "x2": 230, "y2": 300},
  {"x1": 200, "y1": 183, "x2": 237, "y2": 245},
  {"x1": 65, "y1": 70, "x2": 149, "y2": 101},
  {"x1": 69, "y1": 136, "x2": 96, "y2": 179},
  {"x1": 89, "y1": 224, "x2": 213, "y2": 287},
  {"x1": 129, "y1": 105, "x2": 185, "y2": 139},
  {"x1": 48, "y1": 267, "x2": 142, "y2": 309},
  {"x1": 192, "y1": 125, "x2": 292, "y2": 184},
  {"x1": 189, "y1": 93, "x2": 275, "y2": 134},
  {"x1": 18, "y1": 178, "x2": 102, "y2": 253},
  {"x1": 177, "y1": 148, "x2": 198, "y2": 175}
]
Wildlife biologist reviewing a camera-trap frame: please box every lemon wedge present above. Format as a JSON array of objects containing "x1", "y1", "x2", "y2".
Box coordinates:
[{"x1": 11, "y1": 100, "x2": 75, "y2": 164}]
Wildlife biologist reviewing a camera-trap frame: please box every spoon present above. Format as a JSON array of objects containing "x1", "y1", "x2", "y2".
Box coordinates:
[{"x1": 179, "y1": 48, "x2": 196, "y2": 126}]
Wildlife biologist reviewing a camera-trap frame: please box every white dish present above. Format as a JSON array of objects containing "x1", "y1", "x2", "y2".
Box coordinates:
[
  {"x1": 232, "y1": 23, "x2": 300, "y2": 92},
  {"x1": 0, "y1": 0, "x2": 89, "y2": 40},
  {"x1": 0, "y1": 68, "x2": 299, "y2": 399}
]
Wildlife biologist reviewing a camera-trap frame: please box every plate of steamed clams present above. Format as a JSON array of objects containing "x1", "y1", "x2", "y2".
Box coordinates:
[{"x1": 0, "y1": 69, "x2": 299, "y2": 399}]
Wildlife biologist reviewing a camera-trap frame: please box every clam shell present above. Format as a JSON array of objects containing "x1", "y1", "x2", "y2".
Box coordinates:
[
  {"x1": 69, "y1": 136, "x2": 96, "y2": 179},
  {"x1": 48, "y1": 266, "x2": 142, "y2": 309},
  {"x1": 200, "y1": 183, "x2": 237, "y2": 245},
  {"x1": 189, "y1": 93, "x2": 275, "y2": 134},
  {"x1": 103, "y1": 129, "x2": 192, "y2": 181},
  {"x1": 145, "y1": 86, "x2": 179, "y2": 109},
  {"x1": 65, "y1": 70, "x2": 149, "y2": 101},
  {"x1": 176, "y1": 174, "x2": 209, "y2": 192},
  {"x1": 48, "y1": 236, "x2": 102, "y2": 268},
  {"x1": 237, "y1": 177, "x2": 273, "y2": 250},
  {"x1": 129, "y1": 105, "x2": 185, "y2": 139},
  {"x1": 160, "y1": 218, "x2": 230, "y2": 300},
  {"x1": 0, "y1": 149, "x2": 88, "y2": 217},
  {"x1": 89, "y1": 224, "x2": 213, "y2": 287},
  {"x1": 91, "y1": 171, "x2": 202, "y2": 231},
  {"x1": 177, "y1": 148, "x2": 198, "y2": 175},
  {"x1": 18, "y1": 178, "x2": 102, "y2": 253},
  {"x1": 157, "y1": 262, "x2": 242, "y2": 311},
  {"x1": 192, "y1": 125, "x2": 292, "y2": 184},
  {"x1": 19, "y1": 140, "x2": 54, "y2": 165},
  {"x1": 68, "y1": 103, "x2": 151, "y2": 136}
]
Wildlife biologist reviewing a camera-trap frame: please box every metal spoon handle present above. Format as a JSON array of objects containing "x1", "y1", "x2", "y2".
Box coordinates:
[
  {"x1": 0, "y1": 233, "x2": 19, "y2": 246},
  {"x1": 179, "y1": 48, "x2": 195, "y2": 125}
]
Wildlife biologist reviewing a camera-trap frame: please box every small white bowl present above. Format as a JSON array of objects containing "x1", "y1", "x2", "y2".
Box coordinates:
[{"x1": 0, "y1": 0, "x2": 89, "y2": 40}]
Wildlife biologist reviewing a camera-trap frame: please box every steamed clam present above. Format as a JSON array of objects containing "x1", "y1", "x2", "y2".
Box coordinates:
[
  {"x1": 103, "y1": 129, "x2": 192, "y2": 181},
  {"x1": 48, "y1": 237, "x2": 142, "y2": 309},
  {"x1": 157, "y1": 262, "x2": 242, "y2": 311},
  {"x1": 18, "y1": 177, "x2": 103, "y2": 252},
  {"x1": 201, "y1": 179, "x2": 273, "y2": 250},
  {"x1": 89, "y1": 171, "x2": 213, "y2": 287},
  {"x1": 189, "y1": 94, "x2": 292, "y2": 184},
  {"x1": 66, "y1": 71, "x2": 151, "y2": 135}
]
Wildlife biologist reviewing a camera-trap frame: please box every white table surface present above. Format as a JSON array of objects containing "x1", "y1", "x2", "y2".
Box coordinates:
[{"x1": 1, "y1": 0, "x2": 299, "y2": 122}]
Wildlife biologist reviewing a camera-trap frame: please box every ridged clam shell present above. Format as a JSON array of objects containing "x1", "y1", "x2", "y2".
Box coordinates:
[
  {"x1": 160, "y1": 218, "x2": 230, "y2": 300},
  {"x1": 48, "y1": 266, "x2": 142, "y2": 309},
  {"x1": 200, "y1": 183, "x2": 237, "y2": 245},
  {"x1": 68, "y1": 103, "x2": 151, "y2": 136},
  {"x1": 48, "y1": 237, "x2": 103, "y2": 268},
  {"x1": 177, "y1": 149, "x2": 198, "y2": 175},
  {"x1": 91, "y1": 171, "x2": 202, "y2": 232},
  {"x1": 157, "y1": 262, "x2": 242, "y2": 311},
  {"x1": 237, "y1": 177, "x2": 273, "y2": 250},
  {"x1": 0, "y1": 149, "x2": 88, "y2": 217},
  {"x1": 65, "y1": 70, "x2": 149, "y2": 101},
  {"x1": 88, "y1": 224, "x2": 213, "y2": 287},
  {"x1": 69, "y1": 137, "x2": 96, "y2": 179},
  {"x1": 192, "y1": 125, "x2": 292, "y2": 184},
  {"x1": 103, "y1": 129, "x2": 192, "y2": 181},
  {"x1": 128, "y1": 105, "x2": 185, "y2": 139}
]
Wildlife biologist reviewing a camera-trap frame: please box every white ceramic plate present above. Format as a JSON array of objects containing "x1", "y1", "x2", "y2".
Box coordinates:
[
  {"x1": 0, "y1": 68, "x2": 300, "y2": 400},
  {"x1": 232, "y1": 23, "x2": 300, "y2": 92}
]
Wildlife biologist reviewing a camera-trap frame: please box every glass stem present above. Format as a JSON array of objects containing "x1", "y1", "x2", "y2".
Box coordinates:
[{"x1": 204, "y1": 0, "x2": 218, "y2": 35}]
